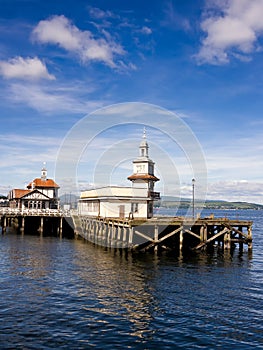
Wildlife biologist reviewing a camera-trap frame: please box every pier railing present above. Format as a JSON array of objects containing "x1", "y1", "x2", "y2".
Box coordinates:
[{"x1": 0, "y1": 208, "x2": 71, "y2": 217}]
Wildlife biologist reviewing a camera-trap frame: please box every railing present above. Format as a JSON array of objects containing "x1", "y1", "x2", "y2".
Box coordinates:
[
  {"x1": 0, "y1": 208, "x2": 72, "y2": 217},
  {"x1": 149, "y1": 191, "x2": 161, "y2": 199}
]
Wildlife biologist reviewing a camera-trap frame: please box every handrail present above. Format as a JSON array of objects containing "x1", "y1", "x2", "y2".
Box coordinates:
[{"x1": 0, "y1": 208, "x2": 72, "y2": 217}]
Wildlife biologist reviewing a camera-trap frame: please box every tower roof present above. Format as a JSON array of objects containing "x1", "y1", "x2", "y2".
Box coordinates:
[
  {"x1": 127, "y1": 173, "x2": 159, "y2": 181},
  {"x1": 27, "y1": 178, "x2": 59, "y2": 189}
]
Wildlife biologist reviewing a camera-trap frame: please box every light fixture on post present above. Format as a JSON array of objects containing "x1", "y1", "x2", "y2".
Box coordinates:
[{"x1": 192, "y1": 178, "x2": 195, "y2": 219}]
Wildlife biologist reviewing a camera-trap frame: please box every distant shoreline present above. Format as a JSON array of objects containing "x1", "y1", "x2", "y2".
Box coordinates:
[{"x1": 155, "y1": 200, "x2": 263, "y2": 210}]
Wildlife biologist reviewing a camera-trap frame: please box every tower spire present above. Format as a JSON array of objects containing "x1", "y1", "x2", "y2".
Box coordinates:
[
  {"x1": 41, "y1": 162, "x2": 47, "y2": 181},
  {"x1": 140, "y1": 127, "x2": 149, "y2": 158}
]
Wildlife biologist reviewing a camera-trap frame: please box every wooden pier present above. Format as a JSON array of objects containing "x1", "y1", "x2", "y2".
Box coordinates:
[
  {"x1": 1, "y1": 208, "x2": 253, "y2": 252},
  {"x1": 72, "y1": 214, "x2": 253, "y2": 252},
  {"x1": 0, "y1": 208, "x2": 74, "y2": 237}
]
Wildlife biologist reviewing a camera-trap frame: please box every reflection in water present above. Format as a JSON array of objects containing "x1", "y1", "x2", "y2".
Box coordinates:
[
  {"x1": 72, "y1": 241, "x2": 160, "y2": 339},
  {"x1": 7, "y1": 236, "x2": 52, "y2": 279},
  {"x1": 0, "y1": 209, "x2": 262, "y2": 349}
]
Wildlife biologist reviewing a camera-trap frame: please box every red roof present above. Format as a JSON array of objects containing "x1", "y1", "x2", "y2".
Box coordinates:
[
  {"x1": 127, "y1": 174, "x2": 159, "y2": 181},
  {"x1": 11, "y1": 189, "x2": 31, "y2": 199},
  {"x1": 27, "y1": 178, "x2": 59, "y2": 189}
]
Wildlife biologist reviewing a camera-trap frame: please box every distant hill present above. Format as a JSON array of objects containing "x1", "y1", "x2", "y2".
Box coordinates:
[
  {"x1": 60, "y1": 193, "x2": 78, "y2": 208},
  {"x1": 156, "y1": 196, "x2": 263, "y2": 210},
  {"x1": 58, "y1": 193, "x2": 263, "y2": 210}
]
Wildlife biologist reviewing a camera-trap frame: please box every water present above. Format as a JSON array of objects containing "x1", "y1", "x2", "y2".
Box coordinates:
[{"x1": 0, "y1": 210, "x2": 262, "y2": 349}]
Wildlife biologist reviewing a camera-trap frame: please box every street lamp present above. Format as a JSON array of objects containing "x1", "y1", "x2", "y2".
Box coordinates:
[{"x1": 192, "y1": 178, "x2": 195, "y2": 218}]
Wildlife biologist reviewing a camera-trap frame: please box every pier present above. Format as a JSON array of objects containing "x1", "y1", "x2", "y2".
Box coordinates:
[
  {"x1": 1, "y1": 208, "x2": 253, "y2": 252},
  {"x1": 72, "y1": 214, "x2": 253, "y2": 252},
  {"x1": 0, "y1": 208, "x2": 74, "y2": 238}
]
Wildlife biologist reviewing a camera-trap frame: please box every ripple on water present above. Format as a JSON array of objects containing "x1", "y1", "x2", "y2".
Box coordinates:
[{"x1": 0, "y1": 210, "x2": 263, "y2": 349}]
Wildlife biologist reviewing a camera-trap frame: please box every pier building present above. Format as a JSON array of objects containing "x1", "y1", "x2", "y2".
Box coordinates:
[
  {"x1": 8, "y1": 163, "x2": 60, "y2": 210},
  {"x1": 79, "y1": 130, "x2": 160, "y2": 219}
]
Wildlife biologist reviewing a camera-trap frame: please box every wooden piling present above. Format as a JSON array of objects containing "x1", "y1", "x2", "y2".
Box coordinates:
[
  {"x1": 59, "y1": 217, "x2": 63, "y2": 238},
  {"x1": 154, "y1": 225, "x2": 159, "y2": 252},
  {"x1": 40, "y1": 217, "x2": 44, "y2": 236},
  {"x1": 2, "y1": 216, "x2": 7, "y2": 234},
  {"x1": 179, "y1": 229, "x2": 183, "y2": 252},
  {"x1": 21, "y1": 216, "x2": 25, "y2": 235}
]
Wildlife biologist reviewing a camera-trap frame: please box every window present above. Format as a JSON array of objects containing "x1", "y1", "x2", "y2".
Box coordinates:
[{"x1": 131, "y1": 203, "x2": 138, "y2": 213}]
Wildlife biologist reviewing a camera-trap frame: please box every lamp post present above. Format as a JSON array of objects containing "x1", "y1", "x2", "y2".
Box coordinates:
[{"x1": 192, "y1": 178, "x2": 195, "y2": 219}]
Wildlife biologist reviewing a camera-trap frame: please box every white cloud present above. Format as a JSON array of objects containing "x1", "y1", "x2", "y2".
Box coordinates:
[
  {"x1": 206, "y1": 180, "x2": 263, "y2": 204},
  {"x1": 32, "y1": 15, "x2": 125, "y2": 68},
  {"x1": 88, "y1": 7, "x2": 115, "y2": 20},
  {"x1": 162, "y1": 1, "x2": 191, "y2": 31},
  {"x1": 0, "y1": 134, "x2": 62, "y2": 191},
  {"x1": 141, "y1": 26, "x2": 152, "y2": 35},
  {"x1": 197, "y1": 0, "x2": 263, "y2": 64},
  {"x1": 8, "y1": 82, "x2": 104, "y2": 114},
  {"x1": 0, "y1": 56, "x2": 55, "y2": 80}
]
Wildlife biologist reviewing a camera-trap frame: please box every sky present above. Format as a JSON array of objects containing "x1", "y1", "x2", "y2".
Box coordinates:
[{"x1": 0, "y1": 0, "x2": 263, "y2": 204}]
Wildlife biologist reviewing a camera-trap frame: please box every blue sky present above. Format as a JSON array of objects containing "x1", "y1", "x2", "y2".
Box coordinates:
[{"x1": 0, "y1": 0, "x2": 263, "y2": 204}]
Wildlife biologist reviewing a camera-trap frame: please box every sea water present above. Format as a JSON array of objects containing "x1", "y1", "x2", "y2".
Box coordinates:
[{"x1": 0, "y1": 209, "x2": 262, "y2": 349}]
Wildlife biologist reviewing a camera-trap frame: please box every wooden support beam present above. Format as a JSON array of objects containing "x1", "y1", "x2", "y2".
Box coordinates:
[
  {"x1": 192, "y1": 227, "x2": 229, "y2": 250},
  {"x1": 226, "y1": 225, "x2": 249, "y2": 239},
  {"x1": 184, "y1": 229, "x2": 201, "y2": 240},
  {"x1": 158, "y1": 226, "x2": 183, "y2": 243},
  {"x1": 206, "y1": 227, "x2": 229, "y2": 243},
  {"x1": 141, "y1": 226, "x2": 183, "y2": 252},
  {"x1": 134, "y1": 230, "x2": 155, "y2": 243}
]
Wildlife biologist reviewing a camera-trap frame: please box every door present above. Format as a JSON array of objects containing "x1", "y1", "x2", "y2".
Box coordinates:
[{"x1": 119, "y1": 205, "x2": 125, "y2": 218}]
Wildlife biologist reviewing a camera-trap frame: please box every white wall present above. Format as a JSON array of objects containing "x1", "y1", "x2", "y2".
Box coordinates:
[
  {"x1": 78, "y1": 199, "x2": 150, "y2": 218},
  {"x1": 80, "y1": 186, "x2": 149, "y2": 199},
  {"x1": 79, "y1": 186, "x2": 154, "y2": 218}
]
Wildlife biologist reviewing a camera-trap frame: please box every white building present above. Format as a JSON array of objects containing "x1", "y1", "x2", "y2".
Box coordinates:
[{"x1": 79, "y1": 131, "x2": 160, "y2": 219}]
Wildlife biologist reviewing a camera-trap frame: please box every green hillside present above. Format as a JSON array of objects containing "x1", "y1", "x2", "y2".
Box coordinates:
[{"x1": 156, "y1": 197, "x2": 263, "y2": 210}]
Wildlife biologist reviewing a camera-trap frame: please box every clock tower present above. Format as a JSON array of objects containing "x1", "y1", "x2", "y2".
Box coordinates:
[{"x1": 128, "y1": 129, "x2": 160, "y2": 196}]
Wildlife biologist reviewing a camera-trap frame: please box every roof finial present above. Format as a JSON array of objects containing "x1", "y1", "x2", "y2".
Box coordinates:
[{"x1": 143, "y1": 127, "x2": 146, "y2": 139}]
